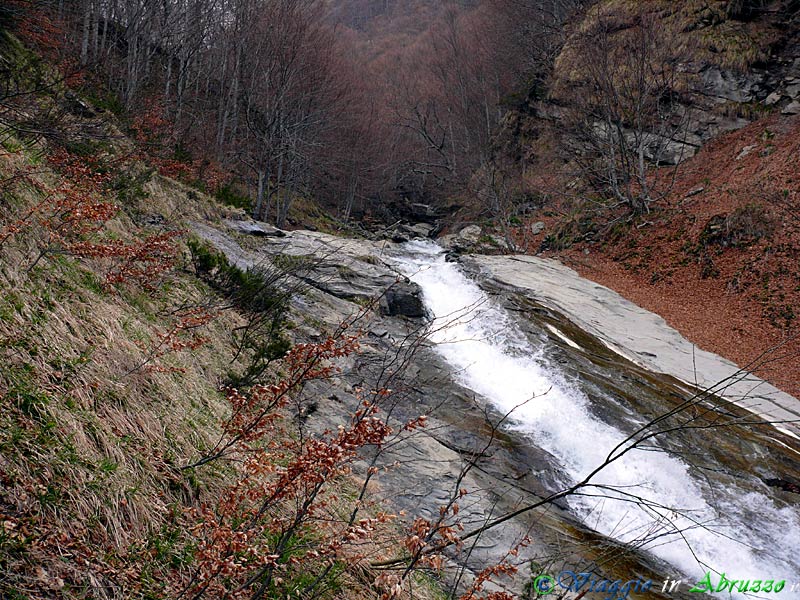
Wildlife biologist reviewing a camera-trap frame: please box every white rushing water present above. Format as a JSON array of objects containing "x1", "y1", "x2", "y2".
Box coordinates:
[{"x1": 393, "y1": 240, "x2": 800, "y2": 593}]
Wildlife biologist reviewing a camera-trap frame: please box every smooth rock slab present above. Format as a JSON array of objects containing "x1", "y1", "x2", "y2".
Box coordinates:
[{"x1": 464, "y1": 254, "x2": 800, "y2": 438}]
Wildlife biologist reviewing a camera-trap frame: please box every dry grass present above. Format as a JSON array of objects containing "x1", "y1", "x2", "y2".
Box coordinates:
[
  {"x1": 0, "y1": 140, "x2": 248, "y2": 596},
  {"x1": 557, "y1": 0, "x2": 783, "y2": 82},
  {"x1": 0, "y1": 137, "x2": 448, "y2": 599}
]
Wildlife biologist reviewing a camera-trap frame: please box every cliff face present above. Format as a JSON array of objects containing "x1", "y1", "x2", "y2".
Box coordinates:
[{"x1": 501, "y1": 0, "x2": 800, "y2": 167}]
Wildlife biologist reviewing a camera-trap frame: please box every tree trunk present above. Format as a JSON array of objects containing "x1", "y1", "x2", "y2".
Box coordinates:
[
  {"x1": 80, "y1": 0, "x2": 91, "y2": 66},
  {"x1": 254, "y1": 169, "x2": 265, "y2": 220}
]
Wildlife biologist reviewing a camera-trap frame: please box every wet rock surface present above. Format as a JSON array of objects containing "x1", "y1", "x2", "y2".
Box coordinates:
[
  {"x1": 380, "y1": 281, "x2": 426, "y2": 318},
  {"x1": 190, "y1": 221, "x2": 799, "y2": 597},
  {"x1": 463, "y1": 254, "x2": 800, "y2": 439}
]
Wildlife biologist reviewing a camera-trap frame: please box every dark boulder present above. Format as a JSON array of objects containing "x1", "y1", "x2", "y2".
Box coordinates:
[
  {"x1": 225, "y1": 219, "x2": 287, "y2": 237},
  {"x1": 764, "y1": 478, "x2": 800, "y2": 494},
  {"x1": 380, "y1": 281, "x2": 426, "y2": 319}
]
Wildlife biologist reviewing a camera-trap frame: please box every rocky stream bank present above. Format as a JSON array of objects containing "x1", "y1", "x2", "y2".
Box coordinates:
[{"x1": 192, "y1": 218, "x2": 800, "y2": 598}]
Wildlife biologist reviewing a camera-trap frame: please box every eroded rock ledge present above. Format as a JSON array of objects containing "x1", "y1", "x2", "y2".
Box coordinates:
[{"x1": 463, "y1": 253, "x2": 800, "y2": 439}]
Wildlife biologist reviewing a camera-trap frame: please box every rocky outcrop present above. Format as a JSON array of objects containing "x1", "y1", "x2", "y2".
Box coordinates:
[
  {"x1": 505, "y1": 26, "x2": 800, "y2": 167},
  {"x1": 680, "y1": 53, "x2": 800, "y2": 151},
  {"x1": 380, "y1": 281, "x2": 426, "y2": 318},
  {"x1": 699, "y1": 65, "x2": 765, "y2": 104},
  {"x1": 438, "y1": 225, "x2": 513, "y2": 256},
  {"x1": 388, "y1": 222, "x2": 435, "y2": 242}
]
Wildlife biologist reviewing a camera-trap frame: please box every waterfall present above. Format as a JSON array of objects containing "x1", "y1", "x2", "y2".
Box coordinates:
[{"x1": 393, "y1": 240, "x2": 800, "y2": 593}]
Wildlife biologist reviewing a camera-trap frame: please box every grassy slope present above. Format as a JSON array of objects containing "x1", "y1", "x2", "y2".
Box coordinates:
[
  {"x1": 0, "y1": 33, "x2": 443, "y2": 599},
  {"x1": 0, "y1": 126, "x2": 244, "y2": 596},
  {"x1": 557, "y1": 0, "x2": 787, "y2": 73}
]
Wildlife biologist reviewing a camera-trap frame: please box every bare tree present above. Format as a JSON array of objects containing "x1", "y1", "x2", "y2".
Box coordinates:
[{"x1": 556, "y1": 6, "x2": 693, "y2": 215}]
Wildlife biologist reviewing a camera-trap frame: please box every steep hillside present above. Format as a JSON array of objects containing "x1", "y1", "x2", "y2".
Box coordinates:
[
  {"x1": 487, "y1": 0, "x2": 800, "y2": 399},
  {"x1": 560, "y1": 114, "x2": 800, "y2": 398}
]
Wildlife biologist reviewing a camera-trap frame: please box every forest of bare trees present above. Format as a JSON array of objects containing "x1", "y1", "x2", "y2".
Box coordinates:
[
  {"x1": 2, "y1": 0, "x2": 596, "y2": 225},
  {"x1": 6, "y1": 0, "x2": 796, "y2": 229}
]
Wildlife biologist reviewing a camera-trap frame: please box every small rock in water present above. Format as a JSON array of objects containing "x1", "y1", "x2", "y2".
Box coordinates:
[{"x1": 380, "y1": 281, "x2": 426, "y2": 318}]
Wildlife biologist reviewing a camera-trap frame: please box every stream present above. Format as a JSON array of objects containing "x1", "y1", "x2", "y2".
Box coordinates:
[
  {"x1": 193, "y1": 220, "x2": 800, "y2": 597},
  {"x1": 393, "y1": 240, "x2": 800, "y2": 595}
]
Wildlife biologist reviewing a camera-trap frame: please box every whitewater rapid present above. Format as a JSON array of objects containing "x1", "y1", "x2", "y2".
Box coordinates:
[{"x1": 393, "y1": 240, "x2": 800, "y2": 594}]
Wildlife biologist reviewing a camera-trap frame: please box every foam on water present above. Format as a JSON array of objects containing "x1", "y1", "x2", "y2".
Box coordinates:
[{"x1": 393, "y1": 240, "x2": 800, "y2": 592}]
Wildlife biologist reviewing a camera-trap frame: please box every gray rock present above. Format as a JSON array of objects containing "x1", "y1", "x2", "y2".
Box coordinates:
[
  {"x1": 736, "y1": 144, "x2": 757, "y2": 160},
  {"x1": 782, "y1": 100, "x2": 800, "y2": 115},
  {"x1": 380, "y1": 281, "x2": 426, "y2": 318},
  {"x1": 591, "y1": 120, "x2": 698, "y2": 166},
  {"x1": 787, "y1": 83, "x2": 800, "y2": 99},
  {"x1": 194, "y1": 221, "x2": 401, "y2": 302},
  {"x1": 530, "y1": 221, "x2": 545, "y2": 235},
  {"x1": 457, "y1": 225, "x2": 482, "y2": 245},
  {"x1": 700, "y1": 66, "x2": 763, "y2": 103},
  {"x1": 765, "y1": 91, "x2": 783, "y2": 106},
  {"x1": 788, "y1": 58, "x2": 800, "y2": 79},
  {"x1": 391, "y1": 222, "x2": 435, "y2": 242},
  {"x1": 688, "y1": 107, "x2": 751, "y2": 142},
  {"x1": 437, "y1": 234, "x2": 457, "y2": 250},
  {"x1": 407, "y1": 222, "x2": 435, "y2": 238},
  {"x1": 225, "y1": 219, "x2": 286, "y2": 237},
  {"x1": 438, "y1": 225, "x2": 485, "y2": 254}
]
